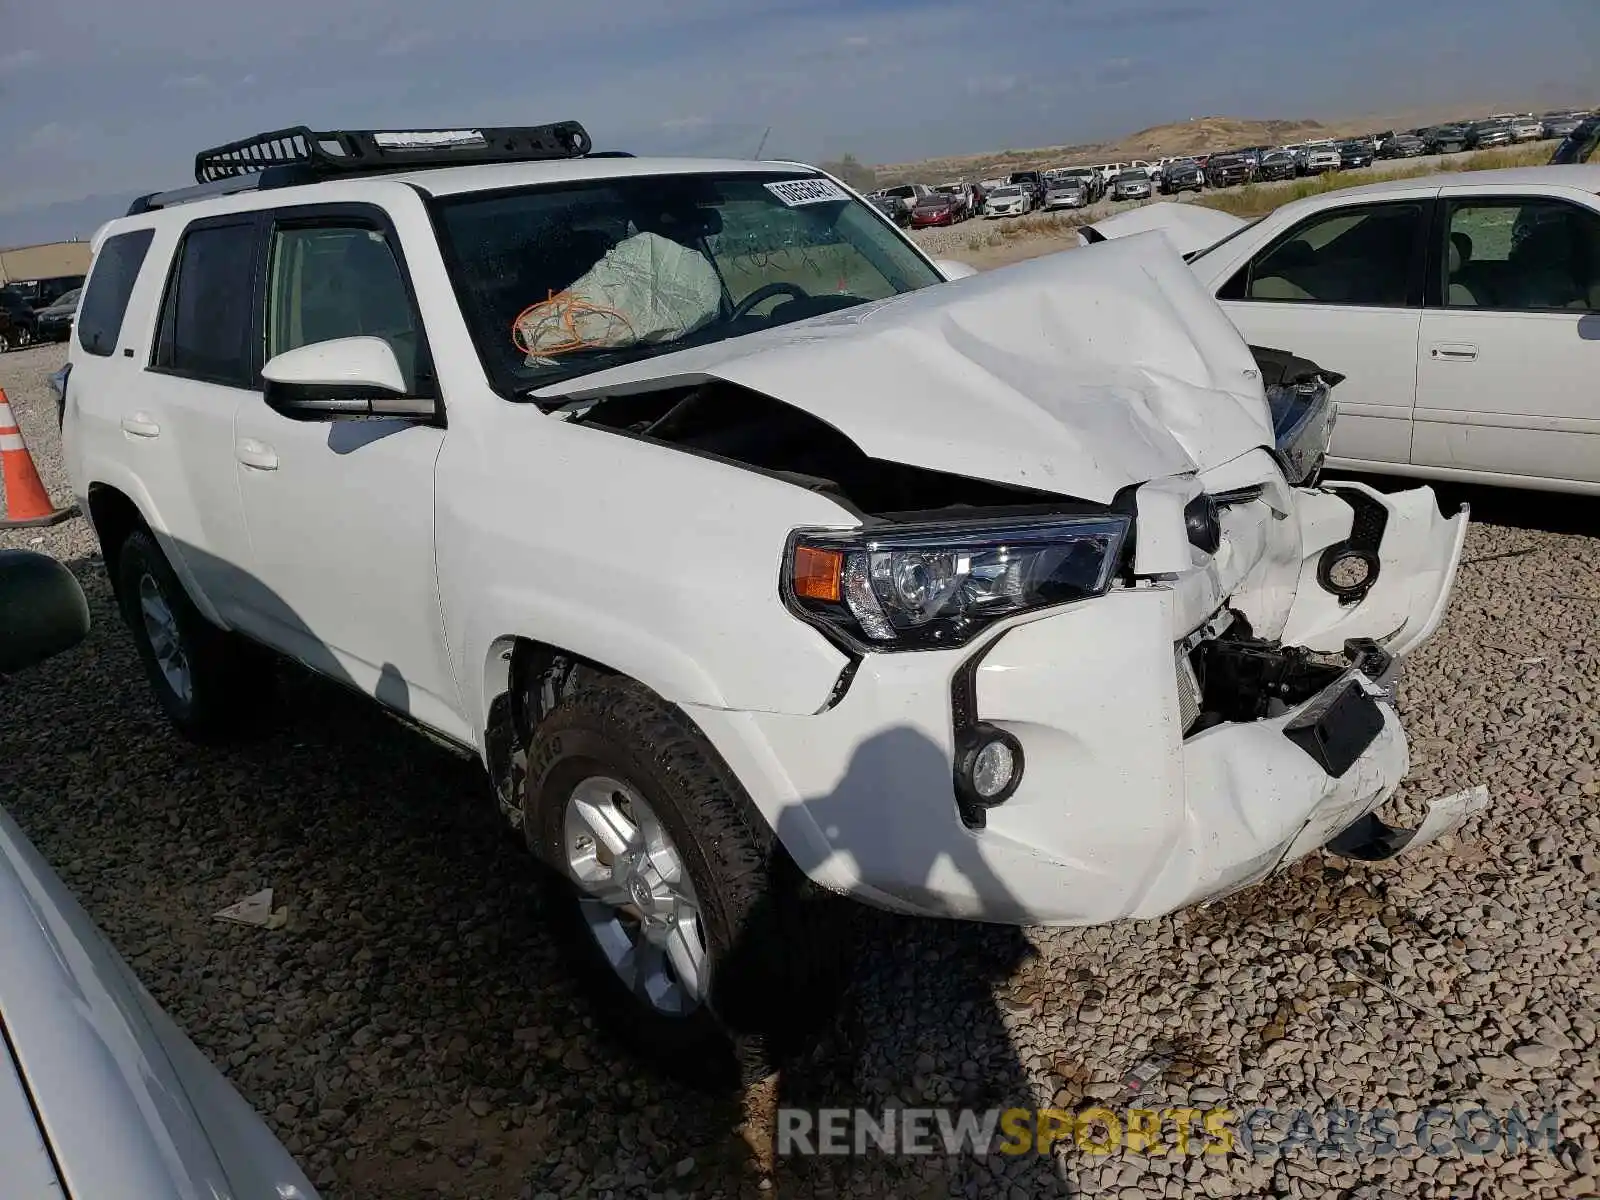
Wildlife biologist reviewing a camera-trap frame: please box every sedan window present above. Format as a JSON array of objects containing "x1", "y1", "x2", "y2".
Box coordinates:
[
  {"x1": 1221, "y1": 202, "x2": 1424, "y2": 307},
  {"x1": 1443, "y1": 199, "x2": 1600, "y2": 311}
]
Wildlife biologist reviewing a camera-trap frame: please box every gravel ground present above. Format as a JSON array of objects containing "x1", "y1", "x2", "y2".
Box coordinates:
[{"x1": 3, "y1": 338, "x2": 1599, "y2": 1200}]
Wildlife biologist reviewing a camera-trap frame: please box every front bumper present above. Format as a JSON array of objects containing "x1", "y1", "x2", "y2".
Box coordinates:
[{"x1": 689, "y1": 481, "x2": 1473, "y2": 925}]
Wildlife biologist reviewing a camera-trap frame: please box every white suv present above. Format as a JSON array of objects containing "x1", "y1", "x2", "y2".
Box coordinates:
[{"x1": 63, "y1": 122, "x2": 1478, "y2": 1081}]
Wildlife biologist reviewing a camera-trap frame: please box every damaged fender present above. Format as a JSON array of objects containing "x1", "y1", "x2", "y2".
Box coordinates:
[{"x1": 1283, "y1": 481, "x2": 1470, "y2": 658}]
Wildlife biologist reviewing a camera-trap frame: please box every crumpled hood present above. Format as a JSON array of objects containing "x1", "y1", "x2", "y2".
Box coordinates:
[{"x1": 538, "y1": 231, "x2": 1273, "y2": 503}]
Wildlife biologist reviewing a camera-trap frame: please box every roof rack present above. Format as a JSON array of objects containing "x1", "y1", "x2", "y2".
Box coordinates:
[
  {"x1": 194, "y1": 121, "x2": 592, "y2": 183},
  {"x1": 127, "y1": 121, "x2": 596, "y2": 215}
]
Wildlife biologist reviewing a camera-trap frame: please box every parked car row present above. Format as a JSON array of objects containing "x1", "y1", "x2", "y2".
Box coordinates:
[
  {"x1": 0, "y1": 277, "x2": 84, "y2": 352},
  {"x1": 866, "y1": 106, "x2": 1596, "y2": 227}
]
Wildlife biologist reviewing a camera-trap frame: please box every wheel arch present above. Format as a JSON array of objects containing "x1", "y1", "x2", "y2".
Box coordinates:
[
  {"x1": 480, "y1": 634, "x2": 633, "y2": 831},
  {"x1": 86, "y1": 482, "x2": 151, "y2": 600},
  {"x1": 84, "y1": 480, "x2": 224, "y2": 625}
]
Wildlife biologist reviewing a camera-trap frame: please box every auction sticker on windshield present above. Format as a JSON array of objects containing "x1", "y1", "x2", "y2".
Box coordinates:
[{"x1": 765, "y1": 178, "x2": 849, "y2": 206}]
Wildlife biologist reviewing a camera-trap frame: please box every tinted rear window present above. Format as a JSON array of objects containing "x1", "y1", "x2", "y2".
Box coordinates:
[
  {"x1": 153, "y1": 221, "x2": 257, "y2": 386},
  {"x1": 77, "y1": 231, "x2": 154, "y2": 357}
]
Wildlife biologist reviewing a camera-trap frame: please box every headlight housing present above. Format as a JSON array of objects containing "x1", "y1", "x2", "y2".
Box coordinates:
[{"x1": 784, "y1": 515, "x2": 1131, "y2": 651}]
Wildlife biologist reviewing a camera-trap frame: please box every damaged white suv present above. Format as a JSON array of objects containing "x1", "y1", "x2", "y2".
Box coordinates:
[{"x1": 63, "y1": 123, "x2": 1476, "y2": 1080}]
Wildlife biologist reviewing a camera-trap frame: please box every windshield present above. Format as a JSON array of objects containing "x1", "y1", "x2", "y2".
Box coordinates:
[
  {"x1": 433, "y1": 171, "x2": 943, "y2": 396},
  {"x1": 52, "y1": 289, "x2": 81, "y2": 308},
  {"x1": 991, "y1": 187, "x2": 1021, "y2": 197}
]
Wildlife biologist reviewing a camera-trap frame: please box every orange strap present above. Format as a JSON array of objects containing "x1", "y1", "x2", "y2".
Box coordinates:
[{"x1": 511, "y1": 290, "x2": 637, "y2": 357}]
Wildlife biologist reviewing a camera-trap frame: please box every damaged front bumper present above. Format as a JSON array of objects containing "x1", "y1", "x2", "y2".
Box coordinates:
[{"x1": 685, "y1": 476, "x2": 1476, "y2": 926}]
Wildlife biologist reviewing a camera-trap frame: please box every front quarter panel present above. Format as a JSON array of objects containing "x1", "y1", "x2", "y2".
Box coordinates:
[{"x1": 435, "y1": 403, "x2": 859, "y2": 739}]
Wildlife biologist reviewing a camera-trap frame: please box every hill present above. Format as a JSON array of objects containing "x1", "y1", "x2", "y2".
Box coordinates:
[{"x1": 870, "y1": 106, "x2": 1496, "y2": 185}]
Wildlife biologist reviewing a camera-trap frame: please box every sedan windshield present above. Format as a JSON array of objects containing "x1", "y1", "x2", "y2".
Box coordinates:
[{"x1": 433, "y1": 172, "x2": 943, "y2": 395}]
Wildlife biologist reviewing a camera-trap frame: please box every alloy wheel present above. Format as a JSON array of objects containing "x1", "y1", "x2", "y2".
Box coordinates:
[
  {"x1": 563, "y1": 775, "x2": 709, "y2": 1015},
  {"x1": 138, "y1": 572, "x2": 193, "y2": 704}
]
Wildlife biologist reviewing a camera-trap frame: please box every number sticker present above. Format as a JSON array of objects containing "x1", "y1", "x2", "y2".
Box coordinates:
[{"x1": 764, "y1": 178, "x2": 849, "y2": 207}]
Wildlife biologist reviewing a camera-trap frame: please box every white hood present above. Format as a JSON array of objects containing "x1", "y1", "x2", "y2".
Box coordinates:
[
  {"x1": 537, "y1": 232, "x2": 1273, "y2": 503},
  {"x1": 1078, "y1": 202, "x2": 1249, "y2": 257}
]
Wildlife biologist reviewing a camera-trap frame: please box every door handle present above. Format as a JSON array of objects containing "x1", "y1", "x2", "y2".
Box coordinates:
[
  {"x1": 1429, "y1": 342, "x2": 1478, "y2": 362},
  {"x1": 121, "y1": 413, "x2": 160, "y2": 438},
  {"x1": 235, "y1": 438, "x2": 279, "y2": 471}
]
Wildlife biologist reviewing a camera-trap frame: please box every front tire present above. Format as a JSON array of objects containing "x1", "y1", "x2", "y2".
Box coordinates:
[
  {"x1": 524, "y1": 670, "x2": 851, "y2": 1086},
  {"x1": 115, "y1": 530, "x2": 271, "y2": 742}
]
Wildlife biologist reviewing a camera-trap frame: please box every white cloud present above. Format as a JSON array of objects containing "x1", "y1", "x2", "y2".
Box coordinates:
[
  {"x1": 966, "y1": 74, "x2": 1021, "y2": 98},
  {"x1": 376, "y1": 29, "x2": 435, "y2": 56},
  {"x1": 0, "y1": 49, "x2": 40, "y2": 76},
  {"x1": 21, "y1": 122, "x2": 83, "y2": 154}
]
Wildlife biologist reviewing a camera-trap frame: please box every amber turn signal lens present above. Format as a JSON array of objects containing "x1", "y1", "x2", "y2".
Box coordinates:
[{"x1": 792, "y1": 545, "x2": 843, "y2": 603}]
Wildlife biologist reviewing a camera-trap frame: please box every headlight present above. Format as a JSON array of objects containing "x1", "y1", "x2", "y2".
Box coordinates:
[{"x1": 784, "y1": 515, "x2": 1131, "y2": 651}]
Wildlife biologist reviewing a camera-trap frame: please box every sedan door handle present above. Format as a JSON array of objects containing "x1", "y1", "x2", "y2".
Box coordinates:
[
  {"x1": 121, "y1": 413, "x2": 160, "y2": 438},
  {"x1": 235, "y1": 438, "x2": 278, "y2": 471},
  {"x1": 1429, "y1": 342, "x2": 1478, "y2": 362}
]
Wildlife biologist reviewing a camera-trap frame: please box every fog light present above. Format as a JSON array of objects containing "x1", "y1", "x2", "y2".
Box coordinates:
[
  {"x1": 955, "y1": 724, "x2": 1025, "y2": 809},
  {"x1": 972, "y1": 739, "x2": 1016, "y2": 799},
  {"x1": 1317, "y1": 545, "x2": 1380, "y2": 603}
]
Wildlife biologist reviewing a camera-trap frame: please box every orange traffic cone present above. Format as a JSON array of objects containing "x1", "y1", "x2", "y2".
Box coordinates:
[{"x1": 0, "y1": 388, "x2": 77, "y2": 529}]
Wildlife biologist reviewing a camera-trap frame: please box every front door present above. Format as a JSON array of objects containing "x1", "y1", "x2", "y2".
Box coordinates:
[
  {"x1": 231, "y1": 205, "x2": 468, "y2": 742},
  {"x1": 1411, "y1": 193, "x2": 1600, "y2": 486},
  {"x1": 1214, "y1": 199, "x2": 1431, "y2": 468}
]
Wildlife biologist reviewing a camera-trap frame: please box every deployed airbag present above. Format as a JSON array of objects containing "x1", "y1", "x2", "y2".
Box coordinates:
[{"x1": 514, "y1": 231, "x2": 722, "y2": 361}]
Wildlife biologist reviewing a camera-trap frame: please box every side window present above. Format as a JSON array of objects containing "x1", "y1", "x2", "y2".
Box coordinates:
[
  {"x1": 152, "y1": 221, "x2": 257, "y2": 386},
  {"x1": 1220, "y1": 202, "x2": 1424, "y2": 307},
  {"x1": 265, "y1": 224, "x2": 422, "y2": 392},
  {"x1": 1443, "y1": 198, "x2": 1600, "y2": 312},
  {"x1": 77, "y1": 229, "x2": 155, "y2": 357}
]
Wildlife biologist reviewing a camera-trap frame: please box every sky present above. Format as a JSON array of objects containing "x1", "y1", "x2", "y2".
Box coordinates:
[{"x1": 1, "y1": 0, "x2": 1595, "y2": 246}]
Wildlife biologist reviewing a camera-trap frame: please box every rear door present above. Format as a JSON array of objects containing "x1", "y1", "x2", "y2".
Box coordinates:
[
  {"x1": 69, "y1": 216, "x2": 260, "y2": 625},
  {"x1": 1411, "y1": 189, "x2": 1600, "y2": 485},
  {"x1": 1211, "y1": 197, "x2": 1433, "y2": 468}
]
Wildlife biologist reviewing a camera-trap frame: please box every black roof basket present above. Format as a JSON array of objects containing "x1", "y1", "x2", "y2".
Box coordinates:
[{"x1": 193, "y1": 121, "x2": 593, "y2": 184}]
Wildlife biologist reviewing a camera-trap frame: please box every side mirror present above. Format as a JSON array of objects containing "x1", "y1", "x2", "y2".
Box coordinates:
[
  {"x1": 932, "y1": 259, "x2": 979, "y2": 282},
  {"x1": 262, "y1": 337, "x2": 437, "y2": 421},
  {"x1": 0, "y1": 550, "x2": 90, "y2": 673}
]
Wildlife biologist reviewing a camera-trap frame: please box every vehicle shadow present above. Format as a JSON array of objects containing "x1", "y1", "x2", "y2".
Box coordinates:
[
  {"x1": 748, "y1": 726, "x2": 1074, "y2": 1197},
  {"x1": 3, "y1": 547, "x2": 1068, "y2": 1198}
]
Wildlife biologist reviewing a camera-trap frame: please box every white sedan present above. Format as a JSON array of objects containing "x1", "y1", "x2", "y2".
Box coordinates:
[
  {"x1": 1079, "y1": 166, "x2": 1600, "y2": 494},
  {"x1": 982, "y1": 186, "x2": 1032, "y2": 217}
]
